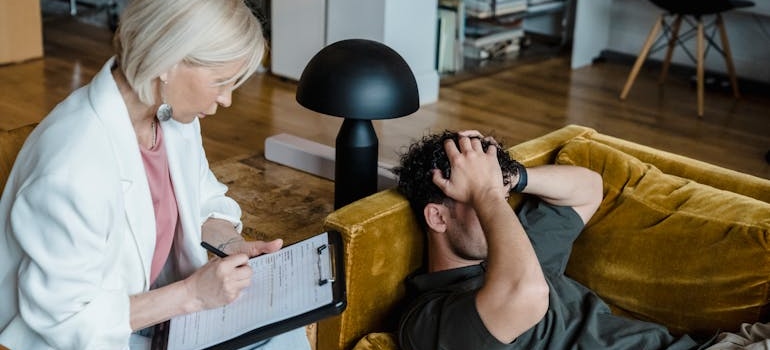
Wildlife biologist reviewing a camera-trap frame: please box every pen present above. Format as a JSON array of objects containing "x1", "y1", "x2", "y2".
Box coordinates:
[{"x1": 201, "y1": 241, "x2": 229, "y2": 258}]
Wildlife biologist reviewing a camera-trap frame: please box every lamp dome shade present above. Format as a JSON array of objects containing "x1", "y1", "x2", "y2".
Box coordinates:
[{"x1": 296, "y1": 39, "x2": 420, "y2": 120}]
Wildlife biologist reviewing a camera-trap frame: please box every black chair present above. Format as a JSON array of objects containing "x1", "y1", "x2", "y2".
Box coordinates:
[{"x1": 619, "y1": 0, "x2": 755, "y2": 117}]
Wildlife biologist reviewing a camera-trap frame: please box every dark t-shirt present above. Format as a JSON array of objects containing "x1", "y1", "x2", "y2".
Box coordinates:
[{"x1": 398, "y1": 199, "x2": 699, "y2": 350}]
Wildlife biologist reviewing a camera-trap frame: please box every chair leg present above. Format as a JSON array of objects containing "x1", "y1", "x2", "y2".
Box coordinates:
[
  {"x1": 696, "y1": 18, "x2": 705, "y2": 117},
  {"x1": 620, "y1": 15, "x2": 663, "y2": 100},
  {"x1": 716, "y1": 14, "x2": 741, "y2": 99},
  {"x1": 659, "y1": 15, "x2": 682, "y2": 84}
]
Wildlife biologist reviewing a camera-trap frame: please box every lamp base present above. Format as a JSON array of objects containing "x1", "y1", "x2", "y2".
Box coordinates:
[
  {"x1": 264, "y1": 133, "x2": 396, "y2": 190},
  {"x1": 334, "y1": 119, "x2": 379, "y2": 209}
]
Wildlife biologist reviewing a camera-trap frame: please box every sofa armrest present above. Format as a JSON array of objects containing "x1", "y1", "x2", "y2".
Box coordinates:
[{"x1": 319, "y1": 189, "x2": 424, "y2": 350}]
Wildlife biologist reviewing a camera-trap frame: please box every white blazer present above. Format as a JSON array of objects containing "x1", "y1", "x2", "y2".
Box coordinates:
[{"x1": 0, "y1": 58, "x2": 242, "y2": 349}]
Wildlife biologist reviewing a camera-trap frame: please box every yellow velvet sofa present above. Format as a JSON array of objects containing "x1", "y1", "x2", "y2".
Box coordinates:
[{"x1": 318, "y1": 124, "x2": 770, "y2": 350}]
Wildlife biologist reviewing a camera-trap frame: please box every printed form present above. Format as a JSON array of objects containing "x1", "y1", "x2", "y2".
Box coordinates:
[{"x1": 165, "y1": 233, "x2": 334, "y2": 350}]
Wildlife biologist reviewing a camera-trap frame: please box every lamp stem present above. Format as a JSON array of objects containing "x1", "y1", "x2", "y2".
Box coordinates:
[{"x1": 334, "y1": 118, "x2": 378, "y2": 209}]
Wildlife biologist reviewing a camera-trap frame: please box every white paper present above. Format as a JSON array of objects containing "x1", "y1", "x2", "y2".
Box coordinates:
[{"x1": 165, "y1": 233, "x2": 334, "y2": 350}]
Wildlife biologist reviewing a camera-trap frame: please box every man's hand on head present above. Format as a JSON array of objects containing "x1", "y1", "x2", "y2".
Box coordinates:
[{"x1": 431, "y1": 133, "x2": 506, "y2": 206}]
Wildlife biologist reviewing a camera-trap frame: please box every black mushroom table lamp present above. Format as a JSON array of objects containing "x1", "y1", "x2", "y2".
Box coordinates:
[{"x1": 296, "y1": 39, "x2": 420, "y2": 209}]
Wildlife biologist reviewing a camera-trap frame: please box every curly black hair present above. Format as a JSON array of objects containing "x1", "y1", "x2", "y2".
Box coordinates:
[{"x1": 393, "y1": 130, "x2": 521, "y2": 231}]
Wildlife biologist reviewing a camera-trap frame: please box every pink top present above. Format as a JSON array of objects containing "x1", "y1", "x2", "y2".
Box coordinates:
[{"x1": 140, "y1": 123, "x2": 179, "y2": 285}]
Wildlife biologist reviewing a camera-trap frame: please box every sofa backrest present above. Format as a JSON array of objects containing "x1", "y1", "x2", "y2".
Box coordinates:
[{"x1": 587, "y1": 132, "x2": 770, "y2": 204}]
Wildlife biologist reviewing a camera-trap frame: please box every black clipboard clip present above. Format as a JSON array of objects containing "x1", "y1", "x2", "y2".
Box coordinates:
[{"x1": 316, "y1": 243, "x2": 337, "y2": 286}]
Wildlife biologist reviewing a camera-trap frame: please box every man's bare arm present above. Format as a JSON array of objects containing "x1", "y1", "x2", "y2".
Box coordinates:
[
  {"x1": 520, "y1": 165, "x2": 603, "y2": 224},
  {"x1": 433, "y1": 135, "x2": 549, "y2": 344}
]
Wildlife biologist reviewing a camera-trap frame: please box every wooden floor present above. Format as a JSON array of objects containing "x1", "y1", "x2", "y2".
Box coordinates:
[{"x1": 2, "y1": 17, "x2": 769, "y2": 179}]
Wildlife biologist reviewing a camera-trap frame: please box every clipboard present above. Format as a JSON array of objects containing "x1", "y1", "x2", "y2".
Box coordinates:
[{"x1": 151, "y1": 230, "x2": 346, "y2": 350}]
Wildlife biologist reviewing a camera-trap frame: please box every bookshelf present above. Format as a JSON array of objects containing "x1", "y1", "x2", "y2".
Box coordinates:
[{"x1": 437, "y1": 0, "x2": 569, "y2": 75}]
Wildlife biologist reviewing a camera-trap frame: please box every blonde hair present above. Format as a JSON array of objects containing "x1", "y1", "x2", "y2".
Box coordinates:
[{"x1": 114, "y1": 0, "x2": 266, "y2": 105}]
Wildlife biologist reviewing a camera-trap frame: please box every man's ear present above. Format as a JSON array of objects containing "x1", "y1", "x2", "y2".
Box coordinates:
[{"x1": 424, "y1": 203, "x2": 448, "y2": 233}]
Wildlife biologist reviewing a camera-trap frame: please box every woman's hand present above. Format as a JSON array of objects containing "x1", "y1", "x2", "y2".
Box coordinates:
[
  {"x1": 189, "y1": 217, "x2": 285, "y2": 312},
  {"x1": 183, "y1": 253, "x2": 253, "y2": 311},
  {"x1": 201, "y1": 217, "x2": 283, "y2": 257},
  {"x1": 219, "y1": 237, "x2": 283, "y2": 257}
]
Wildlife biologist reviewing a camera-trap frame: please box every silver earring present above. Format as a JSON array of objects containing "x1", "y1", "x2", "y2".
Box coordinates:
[{"x1": 156, "y1": 80, "x2": 173, "y2": 121}]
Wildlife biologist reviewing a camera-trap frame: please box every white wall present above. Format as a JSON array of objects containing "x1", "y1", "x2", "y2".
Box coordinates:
[
  {"x1": 270, "y1": 0, "x2": 326, "y2": 81},
  {"x1": 327, "y1": 0, "x2": 439, "y2": 105},
  {"x1": 271, "y1": 0, "x2": 440, "y2": 105}
]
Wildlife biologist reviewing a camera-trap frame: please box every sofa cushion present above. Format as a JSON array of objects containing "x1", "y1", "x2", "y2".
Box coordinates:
[{"x1": 555, "y1": 137, "x2": 770, "y2": 339}]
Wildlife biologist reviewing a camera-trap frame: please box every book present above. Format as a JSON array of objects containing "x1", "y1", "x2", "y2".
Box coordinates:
[
  {"x1": 152, "y1": 231, "x2": 346, "y2": 350},
  {"x1": 465, "y1": 19, "x2": 524, "y2": 48},
  {"x1": 527, "y1": 0, "x2": 560, "y2": 6},
  {"x1": 437, "y1": 6, "x2": 461, "y2": 72},
  {"x1": 465, "y1": 0, "x2": 527, "y2": 18},
  {"x1": 463, "y1": 38, "x2": 521, "y2": 60}
]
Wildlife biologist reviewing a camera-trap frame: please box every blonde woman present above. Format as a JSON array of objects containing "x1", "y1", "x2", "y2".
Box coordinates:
[{"x1": 0, "y1": 0, "x2": 309, "y2": 349}]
